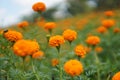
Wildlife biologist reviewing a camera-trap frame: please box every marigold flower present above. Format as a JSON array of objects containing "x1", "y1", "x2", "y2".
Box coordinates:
[
  {"x1": 113, "y1": 28, "x2": 120, "y2": 33},
  {"x1": 64, "y1": 59, "x2": 83, "y2": 77},
  {"x1": 63, "y1": 29, "x2": 77, "y2": 42},
  {"x1": 104, "y1": 10, "x2": 114, "y2": 17},
  {"x1": 3, "y1": 30, "x2": 23, "y2": 42},
  {"x1": 32, "y1": 2, "x2": 46, "y2": 12},
  {"x1": 86, "y1": 36, "x2": 100, "y2": 46},
  {"x1": 32, "y1": 51, "x2": 44, "y2": 59},
  {"x1": 95, "y1": 46, "x2": 103, "y2": 53},
  {"x1": 51, "y1": 59, "x2": 59, "y2": 66},
  {"x1": 112, "y1": 72, "x2": 120, "y2": 80},
  {"x1": 85, "y1": 46, "x2": 91, "y2": 53},
  {"x1": 49, "y1": 35, "x2": 65, "y2": 47},
  {"x1": 44, "y1": 22, "x2": 56, "y2": 30},
  {"x1": 102, "y1": 19, "x2": 115, "y2": 28},
  {"x1": 17, "y1": 21, "x2": 29, "y2": 28},
  {"x1": 97, "y1": 26, "x2": 107, "y2": 34},
  {"x1": 13, "y1": 40, "x2": 39, "y2": 57},
  {"x1": 74, "y1": 45, "x2": 86, "y2": 58}
]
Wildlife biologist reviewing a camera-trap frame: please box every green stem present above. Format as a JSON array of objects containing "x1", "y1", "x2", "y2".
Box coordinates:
[
  {"x1": 107, "y1": 74, "x2": 111, "y2": 80},
  {"x1": 57, "y1": 46, "x2": 62, "y2": 80},
  {"x1": 31, "y1": 60, "x2": 40, "y2": 80},
  {"x1": 94, "y1": 51, "x2": 101, "y2": 80}
]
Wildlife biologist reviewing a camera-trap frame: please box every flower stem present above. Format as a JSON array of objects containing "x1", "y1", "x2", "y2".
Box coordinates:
[
  {"x1": 94, "y1": 51, "x2": 101, "y2": 80},
  {"x1": 31, "y1": 60, "x2": 40, "y2": 80}
]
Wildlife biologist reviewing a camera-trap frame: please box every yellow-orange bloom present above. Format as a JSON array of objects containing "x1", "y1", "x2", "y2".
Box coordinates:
[
  {"x1": 32, "y1": 51, "x2": 44, "y2": 59},
  {"x1": 74, "y1": 45, "x2": 86, "y2": 58},
  {"x1": 64, "y1": 59, "x2": 83, "y2": 77},
  {"x1": 104, "y1": 10, "x2": 114, "y2": 17},
  {"x1": 44, "y1": 22, "x2": 56, "y2": 30},
  {"x1": 17, "y1": 21, "x2": 29, "y2": 28},
  {"x1": 13, "y1": 40, "x2": 39, "y2": 57},
  {"x1": 112, "y1": 72, "x2": 120, "y2": 80},
  {"x1": 95, "y1": 46, "x2": 103, "y2": 53},
  {"x1": 97, "y1": 26, "x2": 107, "y2": 34},
  {"x1": 102, "y1": 19, "x2": 115, "y2": 28},
  {"x1": 49, "y1": 35, "x2": 65, "y2": 47},
  {"x1": 32, "y1": 2, "x2": 46, "y2": 12},
  {"x1": 3, "y1": 30, "x2": 23, "y2": 42},
  {"x1": 51, "y1": 59, "x2": 59, "y2": 66},
  {"x1": 113, "y1": 28, "x2": 120, "y2": 33},
  {"x1": 63, "y1": 29, "x2": 77, "y2": 41},
  {"x1": 86, "y1": 36, "x2": 100, "y2": 46}
]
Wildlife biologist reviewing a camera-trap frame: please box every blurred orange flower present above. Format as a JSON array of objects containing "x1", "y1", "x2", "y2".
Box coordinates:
[
  {"x1": 51, "y1": 59, "x2": 59, "y2": 66},
  {"x1": 64, "y1": 59, "x2": 83, "y2": 77},
  {"x1": 97, "y1": 26, "x2": 107, "y2": 34},
  {"x1": 113, "y1": 28, "x2": 120, "y2": 33},
  {"x1": 3, "y1": 30, "x2": 23, "y2": 42},
  {"x1": 13, "y1": 40, "x2": 39, "y2": 57},
  {"x1": 63, "y1": 29, "x2": 77, "y2": 42},
  {"x1": 44, "y1": 22, "x2": 56, "y2": 30},
  {"x1": 74, "y1": 45, "x2": 86, "y2": 58},
  {"x1": 104, "y1": 10, "x2": 114, "y2": 17},
  {"x1": 49, "y1": 35, "x2": 65, "y2": 47},
  {"x1": 17, "y1": 21, "x2": 29, "y2": 28},
  {"x1": 102, "y1": 19, "x2": 115, "y2": 28},
  {"x1": 95, "y1": 46, "x2": 103, "y2": 53},
  {"x1": 86, "y1": 36, "x2": 100, "y2": 46},
  {"x1": 32, "y1": 2, "x2": 46, "y2": 12},
  {"x1": 32, "y1": 51, "x2": 44, "y2": 59},
  {"x1": 112, "y1": 72, "x2": 120, "y2": 80}
]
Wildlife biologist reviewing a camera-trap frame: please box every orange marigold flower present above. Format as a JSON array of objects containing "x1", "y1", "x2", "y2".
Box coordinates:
[
  {"x1": 32, "y1": 51, "x2": 44, "y2": 59},
  {"x1": 3, "y1": 30, "x2": 23, "y2": 42},
  {"x1": 74, "y1": 45, "x2": 86, "y2": 58},
  {"x1": 86, "y1": 36, "x2": 100, "y2": 46},
  {"x1": 51, "y1": 59, "x2": 59, "y2": 66},
  {"x1": 102, "y1": 19, "x2": 115, "y2": 28},
  {"x1": 44, "y1": 22, "x2": 56, "y2": 30},
  {"x1": 49, "y1": 35, "x2": 65, "y2": 47},
  {"x1": 32, "y1": 2, "x2": 46, "y2": 12},
  {"x1": 64, "y1": 59, "x2": 83, "y2": 77},
  {"x1": 95, "y1": 46, "x2": 103, "y2": 53},
  {"x1": 85, "y1": 46, "x2": 91, "y2": 53},
  {"x1": 97, "y1": 26, "x2": 107, "y2": 34},
  {"x1": 104, "y1": 10, "x2": 114, "y2": 17},
  {"x1": 17, "y1": 21, "x2": 29, "y2": 28},
  {"x1": 113, "y1": 28, "x2": 120, "y2": 33},
  {"x1": 112, "y1": 72, "x2": 120, "y2": 80},
  {"x1": 63, "y1": 29, "x2": 77, "y2": 42},
  {"x1": 13, "y1": 40, "x2": 39, "y2": 57}
]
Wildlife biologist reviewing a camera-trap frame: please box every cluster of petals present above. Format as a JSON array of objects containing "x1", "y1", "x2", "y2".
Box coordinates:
[
  {"x1": 49, "y1": 35, "x2": 65, "y2": 47},
  {"x1": 13, "y1": 40, "x2": 39, "y2": 57},
  {"x1": 63, "y1": 29, "x2": 77, "y2": 41},
  {"x1": 64, "y1": 59, "x2": 83, "y2": 76},
  {"x1": 4, "y1": 30, "x2": 23, "y2": 42}
]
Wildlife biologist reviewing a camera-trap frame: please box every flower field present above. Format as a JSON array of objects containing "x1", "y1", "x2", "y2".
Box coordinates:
[{"x1": 0, "y1": 2, "x2": 120, "y2": 80}]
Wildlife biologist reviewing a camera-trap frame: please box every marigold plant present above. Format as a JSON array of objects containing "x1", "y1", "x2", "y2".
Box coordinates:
[
  {"x1": 104, "y1": 10, "x2": 114, "y2": 17},
  {"x1": 62, "y1": 29, "x2": 77, "y2": 42},
  {"x1": 44, "y1": 22, "x2": 56, "y2": 30},
  {"x1": 102, "y1": 19, "x2": 115, "y2": 28},
  {"x1": 86, "y1": 36, "x2": 100, "y2": 46},
  {"x1": 13, "y1": 40, "x2": 39, "y2": 57},
  {"x1": 97, "y1": 26, "x2": 107, "y2": 34},
  {"x1": 49, "y1": 35, "x2": 65, "y2": 47},
  {"x1": 113, "y1": 27, "x2": 120, "y2": 33},
  {"x1": 95, "y1": 46, "x2": 103, "y2": 53},
  {"x1": 51, "y1": 58, "x2": 59, "y2": 66},
  {"x1": 17, "y1": 21, "x2": 29, "y2": 28},
  {"x1": 32, "y1": 51, "x2": 44, "y2": 59},
  {"x1": 32, "y1": 2, "x2": 46, "y2": 12},
  {"x1": 3, "y1": 30, "x2": 23, "y2": 42},
  {"x1": 74, "y1": 45, "x2": 86, "y2": 58},
  {"x1": 112, "y1": 72, "x2": 120, "y2": 80},
  {"x1": 64, "y1": 59, "x2": 83, "y2": 77}
]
